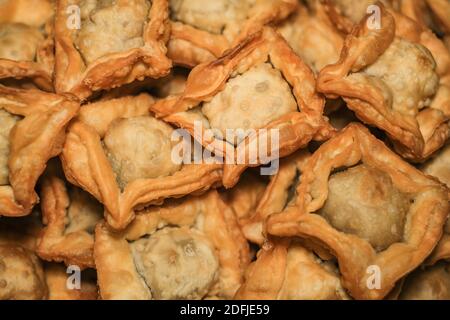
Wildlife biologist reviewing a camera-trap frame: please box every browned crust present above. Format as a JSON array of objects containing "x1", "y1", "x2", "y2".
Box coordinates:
[
  {"x1": 61, "y1": 94, "x2": 223, "y2": 230},
  {"x1": 317, "y1": 5, "x2": 450, "y2": 162},
  {"x1": 426, "y1": 0, "x2": 450, "y2": 33},
  {"x1": 0, "y1": 0, "x2": 54, "y2": 27},
  {"x1": 235, "y1": 238, "x2": 349, "y2": 300},
  {"x1": 54, "y1": 0, "x2": 172, "y2": 100},
  {"x1": 427, "y1": 234, "x2": 450, "y2": 265},
  {"x1": 95, "y1": 190, "x2": 249, "y2": 300},
  {"x1": 241, "y1": 151, "x2": 310, "y2": 245},
  {"x1": 320, "y1": 0, "x2": 355, "y2": 34},
  {"x1": 267, "y1": 123, "x2": 449, "y2": 300},
  {"x1": 0, "y1": 22, "x2": 54, "y2": 91},
  {"x1": 0, "y1": 86, "x2": 79, "y2": 216},
  {"x1": 37, "y1": 175, "x2": 96, "y2": 269},
  {"x1": 151, "y1": 27, "x2": 333, "y2": 189},
  {"x1": 167, "y1": 0, "x2": 299, "y2": 67},
  {"x1": 235, "y1": 240, "x2": 290, "y2": 300}
]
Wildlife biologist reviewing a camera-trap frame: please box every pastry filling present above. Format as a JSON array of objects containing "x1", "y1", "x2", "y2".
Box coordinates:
[
  {"x1": 65, "y1": 188, "x2": 103, "y2": 235},
  {"x1": 422, "y1": 144, "x2": 450, "y2": 187},
  {"x1": 103, "y1": 116, "x2": 182, "y2": 189},
  {"x1": 169, "y1": 0, "x2": 253, "y2": 34},
  {"x1": 351, "y1": 39, "x2": 439, "y2": 116},
  {"x1": 75, "y1": 0, "x2": 151, "y2": 65},
  {"x1": 0, "y1": 109, "x2": 19, "y2": 185},
  {"x1": 130, "y1": 227, "x2": 219, "y2": 300},
  {"x1": 319, "y1": 164, "x2": 410, "y2": 251},
  {"x1": 0, "y1": 245, "x2": 47, "y2": 300},
  {"x1": 400, "y1": 262, "x2": 450, "y2": 300},
  {"x1": 202, "y1": 63, "x2": 298, "y2": 145},
  {"x1": 0, "y1": 23, "x2": 43, "y2": 61},
  {"x1": 331, "y1": 0, "x2": 378, "y2": 23}
]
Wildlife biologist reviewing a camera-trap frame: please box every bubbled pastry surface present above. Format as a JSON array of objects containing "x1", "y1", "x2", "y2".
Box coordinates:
[
  {"x1": 75, "y1": 0, "x2": 151, "y2": 65},
  {"x1": 319, "y1": 164, "x2": 410, "y2": 251},
  {"x1": 130, "y1": 227, "x2": 219, "y2": 300},
  {"x1": 0, "y1": 109, "x2": 19, "y2": 186},
  {"x1": 202, "y1": 63, "x2": 298, "y2": 145},
  {"x1": 103, "y1": 116, "x2": 182, "y2": 189}
]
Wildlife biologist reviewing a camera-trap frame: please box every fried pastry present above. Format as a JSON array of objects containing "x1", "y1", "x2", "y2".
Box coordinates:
[
  {"x1": 323, "y1": 1, "x2": 450, "y2": 84},
  {"x1": 240, "y1": 150, "x2": 310, "y2": 245},
  {"x1": 151, "y1": 27, "x2": 333, "y2": 188},
  {"x1": 0, "y1": 22, "x2": 54, "y2": 91},
  {"x1": 167, "y1": 0, "x2": 298, "y2": 67},
  {"x1": 61, "y1": 93, "x2": 222, "y2": 230},
  {"x1": 0, "y1": 86, "x2": 79, "y2": 217},
  {"x1": 221, "y1": 171, "x2": 267, "y2": 223},
  {"x1": 267, "y1": 123, "x2": 449, "y2": 299},
  {"x1": 54, "y1": 0, "x2": 172, "y2": 100},
  {"x1": 317, "y1": 5, "x2": 450, "y2": 161},
  {"x1": 420, "y1": 144, "x2": 450, "y2": 265},
  {"x1": 426, "y1": 0, "x2": 450, "y2": 34},
  {"x1": 397, "y1": 262, "x2": 450, "y2": 300},
  {"x1": 0, "y1": 244, "x2": 48, "y2": 300},
  {"x1": 94, "y1": 190, "x2": 249, "y2": 300},
  {"x1": 0, "y1": 0, "x2": 54, "y2": 27},
  {"x1": 235, "y1": 239, "x2": 349, "y2": 300},
  {"x1": 37, "y1": 164, "x2": 103, "y2": 269},
  {"x1": 278, "y1": 0, "x2": 344, "y2": 73}
]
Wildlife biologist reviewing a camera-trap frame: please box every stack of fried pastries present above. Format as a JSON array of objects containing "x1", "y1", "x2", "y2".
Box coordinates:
[{"x1": 0, "y1": 0, "x2": 450, "y2": 300}]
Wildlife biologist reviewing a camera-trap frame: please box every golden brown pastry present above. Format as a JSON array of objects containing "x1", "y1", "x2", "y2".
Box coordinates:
[
  {"x1": 323, "y1": 1, "x2": 450, "y2": 83},
  {"x1": 278, "y1": 0, "x2": 344, "y2": 73},
  {"x1": 167, "y1": 0, "x2": 298, "y2": 67},
  {"x1": 0, "y1": 0, "x2": 54, "y2": 90},
  {"x1": 419, "y1": 144, "x2": 450, "y2": 265},
  {"x1": 235, "y1": 239, "x2": 349, "y2": 300},
  {"x1": 37, "y1": 164, "x2": 103, "y2": 269},
  {"x1": 0, "y1": 0, "x2": 54, "y2": 28},
  {"x1": 221, "y1": 171, "x2": 267, "y2": 223},
  {"x1": 398, "y1": 0, "x2": 450, "y2": 35},
  {"x1": 94, "y1": 190, "x2": 249, "y2": 300},
  {"x1": 240, "y1": 150, "x2": 310, "y2": 245},
  {"x1": 267, "y1": 123, "x2": 449, "y2": 299},
  {"x1": 0, "y1": 22, "x2": 54, "y2": 91},
  {"x1": 151, "y1": 27, "x2": 333, "y2": 188},
  {"x1": 0, "y1": 244, "x2": 48, "y2": 300},
  {"x1": 426, "y1": 0, "x2": 450, "y2": 34},
  {"x1": 317, "y1": 5, "x2": 450, "y2": 162},
  {"x1": 61, "y1": 93, "x2": 222, "y2": 230},
  {"x1": 45, "y1": 263, "x2": 98, "y2": 300},
  {"x1": 398, "y1": 262, "x2": 450, "y2": 300},
  {"x1": 0, "y1": 86, "x2": 79, "y2": 217},
  {"x1": 422, "y1": 143, "x2": 450, "y2": 190},
  {"x1": 54, "y1": 0, "x2": 172, "y2": 100}
]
